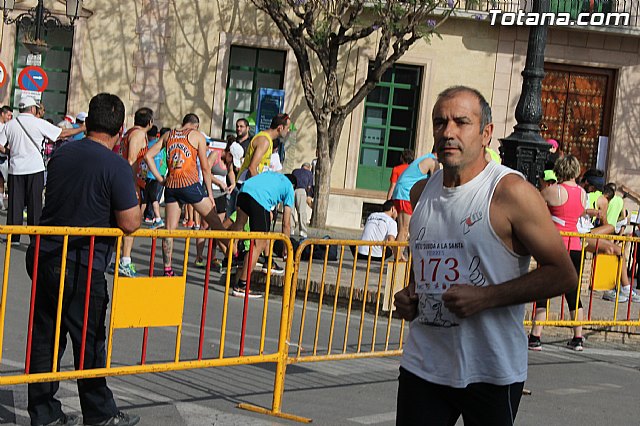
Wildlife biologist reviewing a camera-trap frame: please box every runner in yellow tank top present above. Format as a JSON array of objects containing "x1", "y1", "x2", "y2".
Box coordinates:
[
  {"x1": 145, "y1": 113, "x2": 226, "y2": 276},
  {"x1": 237, "y1": 113, "x2": 292, "y2": 182}
]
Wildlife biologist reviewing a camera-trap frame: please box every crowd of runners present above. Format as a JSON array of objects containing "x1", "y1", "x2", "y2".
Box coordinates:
[{"x1": 0, "y1": 97, "x2": 310, "y2": 299}]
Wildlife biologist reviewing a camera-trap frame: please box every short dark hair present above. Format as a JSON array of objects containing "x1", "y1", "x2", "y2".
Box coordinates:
[
  {"x1": 382, "y1": 200, "x2": 395, "y2": 212},
  {"x1": 603, "y1": 183, "x2": 616, "y2": 199},
  {"x1": 401, "y1": 149, "x2": 414, "y2": 164},
  {"x1": 182, "y1": 113, "x2": 199, "y2": 126},
  {"x1": 236, "y1": 118, "x2": 249, "y2": 127},
  {"x1": 1, "y1": 105, "x2": 12, "y2": 114},
  {"x1": 134, "y1": 107, "x2": 153, "y2": 127},
  {"x1": 159, "y1": 127, "x2": 171, "y2": 137},
  {"x1": 147, "y1": 125, "x2": 158, "y2": 138},
  {"x1": 86, "y1": 93, "x2": 125, "y2": 137},
  {"x1": 436, "y1": 86, "x2": 492, "y2": 132},
  {"x1": 270, "y1": 113, "x2": 290, "y2": 130}
]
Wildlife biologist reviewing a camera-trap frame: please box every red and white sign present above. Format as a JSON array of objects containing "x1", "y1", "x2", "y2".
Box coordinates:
[
  {"x1": 0, "y1": 61, "x2": 7, "y2": 88},
  {"x1": 18, "y1": 66, "x2": 48, "y2": 93}
]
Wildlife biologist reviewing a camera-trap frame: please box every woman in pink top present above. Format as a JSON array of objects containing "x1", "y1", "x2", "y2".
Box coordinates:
[{"x1": 529, "y1": 155, "x2": 587, "y2": 351}]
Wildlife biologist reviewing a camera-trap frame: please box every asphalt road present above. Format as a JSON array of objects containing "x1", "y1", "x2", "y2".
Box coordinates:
[{"x1": 1, "y1": 234, "x2": 639, "y2": 425}]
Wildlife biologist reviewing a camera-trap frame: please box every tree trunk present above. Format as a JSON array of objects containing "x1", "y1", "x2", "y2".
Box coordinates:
[
  {"x1": 311, "y1": 113, "x2": 347, "y2": 229},
  {"x1": 311, "y1": 124, "x2": 331, "y2": 228}
]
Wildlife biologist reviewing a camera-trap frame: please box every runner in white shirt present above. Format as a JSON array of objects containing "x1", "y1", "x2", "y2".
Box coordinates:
[
  {"x1": 351, "y1": 200, "x2": 398, "y2": 261},
  {"x1": 0, "y1": 96, "x2": 84, "y2": 240}
]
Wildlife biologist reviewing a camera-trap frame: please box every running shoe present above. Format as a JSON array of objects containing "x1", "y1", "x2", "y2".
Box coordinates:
[
  {"x1": 211, "y1": 258, "x2": 222, "y2": 271},
  {"x1": 144, "y1": 217, "x2": 154, "y2": 225},
  {"x1": 163, "y1": 269, "x2": 175, "y2": 277},
  {"x1": 150, "y1": 219, "x2": 165, "y2": 229},
  {"x1": 194, "y1": 258, "x2": 206, "y2": 268},
  {"x1": 84, "y1": 411, "x2": 140, "y2": 426},
  {"x1": 231, "y1": 285, "x2": 262, "y2": 298},
  {"x1": 528, "y1": 335, "x2": 542, "y2": 351},
  {"x1": 118, "y1": 262, "x2": 138, "y2": 278},
  {"x1": 603, "y1": 287, "x2": 640, "y2": 303},
  {"x1": 186, "y1": 220, "x2": 195, "y2": 228},
  {"x1": 45, "y1": 413, "x2": 79, "y2": 425},
  {"x1": 567, "y1": 337, "x2": 584, "y2": 351},
  {"x1": 261, "y1": 261, "x2": 285, "y2": 276}
]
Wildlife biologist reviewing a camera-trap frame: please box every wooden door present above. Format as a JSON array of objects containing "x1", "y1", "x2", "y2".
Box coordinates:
[{"x1": 541, "y1": 65, "x2": 614, "y2": 172}]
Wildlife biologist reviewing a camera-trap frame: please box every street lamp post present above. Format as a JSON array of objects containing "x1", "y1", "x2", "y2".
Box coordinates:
[
  {"x1": 499, "y1": 0, "x2": 550, "y2": 187},
  {"x1": 2, "y1": 0, "x2": 82, "y2": 52}
]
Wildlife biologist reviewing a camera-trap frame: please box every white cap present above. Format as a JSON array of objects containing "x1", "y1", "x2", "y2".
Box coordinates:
[
  {"x1": 229, "y1": 142, "x2": 243, "y2": 169},
  {"x1": 76, "y1": 111, "x2": 88, "y2": 122},
  {"x1": 18, "y1": 96, "x2": 38, "y2": 109}
]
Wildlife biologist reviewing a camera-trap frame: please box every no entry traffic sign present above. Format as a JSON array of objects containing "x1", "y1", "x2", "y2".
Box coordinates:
[
  {"x1": 0, "y1": 61, "x2": 7, "y2": 88},
  {"x1": 18, "y1": 66, "x2": 48, "y2": 93}
]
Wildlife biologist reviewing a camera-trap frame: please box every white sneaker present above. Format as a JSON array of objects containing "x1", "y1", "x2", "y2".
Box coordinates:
[
  {"x1": 603, "y1": 287, "x2": 640, "y2": 303},
  {"x1": 622, "y1": 287, "x2": 640, "y2": 303}
]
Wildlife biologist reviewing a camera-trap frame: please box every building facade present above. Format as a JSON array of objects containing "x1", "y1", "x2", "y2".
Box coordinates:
[{"x1": 1, "y1": 0, "x2": 639, "y2": 229}]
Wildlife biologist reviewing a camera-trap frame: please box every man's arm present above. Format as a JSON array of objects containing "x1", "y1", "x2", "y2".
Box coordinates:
[
  {"x1": 386, "y1": 182, "x2": 397, "y2": 201},
  {"x1": 58, "y1": 124, "x2": 85, "y2": 140},
  {"x1": 418, "y1": 157, "x2": 437, "y2": 176},
  {"x1": 442, "y1": 175, "x2": 577, "y2": 318},
  {"x1": 596, "y1": 195, "x2": 609, "y2": 226},
  {"x1": 282, "y1": 205, "x2": 292, "y2": 257},
  {"x1": 114, "y1": 206, "x2": 141, "y2": 234},
  {"x1": 409, "y1": 179, "x2": 428, "y2": 210},
  {"x1": 247, "y1": 136, "x2": 270, "y2": 178},
  {"x1": 193, "y1": 132, "x2": 213, "y2": 201}
]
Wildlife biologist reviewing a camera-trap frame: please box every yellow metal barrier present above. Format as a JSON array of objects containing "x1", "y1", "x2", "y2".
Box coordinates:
[
  {"x1": 2, "y1": 226, "x2": 640, "y2": 423},
  {"x1": 0, "y1": 225, "x2": 308, "y2": 422},
  {"x1": 286, "y1": 239, "x2": 410, "y2": 364},
  {"x1": 525, "y1": 231, "x2": 640, "y2": 328}
]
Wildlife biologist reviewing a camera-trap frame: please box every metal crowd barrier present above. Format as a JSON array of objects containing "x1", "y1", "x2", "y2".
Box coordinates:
[
  {"x1": 525, "y1": 231, "x2": 640, "y2": 328},
  {"x1": 0, "y1": 226, "x2": 308, "y2": 423},
  {"x1": 2, "y1": 226, "x2": 640, "y2": 423}
]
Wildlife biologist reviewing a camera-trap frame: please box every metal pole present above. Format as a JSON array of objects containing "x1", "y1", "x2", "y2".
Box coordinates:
[
  {"x1": 499, "y1": 0, "x2": 550, "y2": 187},
  {"x1": 34, "y1": 0, "x2": 43, "y2": 41}
]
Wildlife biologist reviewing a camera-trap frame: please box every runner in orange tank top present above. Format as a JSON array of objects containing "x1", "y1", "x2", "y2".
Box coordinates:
[
  {"x1": 145, "y1": 113, "x2": 226, "y2": 276},
  {"x1": 110, "y1": 107, "x2": 154, "y2": 278}
]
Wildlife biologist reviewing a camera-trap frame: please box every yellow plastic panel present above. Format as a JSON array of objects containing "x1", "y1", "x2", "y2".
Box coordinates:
[
  {"x1": 112, "y1": 276, "x2": 186, "y2": 328},
  {"x1": 592, "y1": 254, "x2": 619, "y2": 291}
]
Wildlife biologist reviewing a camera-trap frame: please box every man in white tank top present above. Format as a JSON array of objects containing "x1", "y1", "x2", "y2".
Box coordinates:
[{"x1": 394, "y1": 86, "x2": 578, "y2": 425}]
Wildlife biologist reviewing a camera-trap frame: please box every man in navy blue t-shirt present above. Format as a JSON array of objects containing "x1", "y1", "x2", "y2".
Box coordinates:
[{"x1": 25, "y1": 94, "x2": 141, "y2": 426}]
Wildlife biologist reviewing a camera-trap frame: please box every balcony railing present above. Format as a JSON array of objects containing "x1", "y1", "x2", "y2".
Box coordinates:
[{"x1": 454, "y1": 0, "x2": 640, "y2": 27}]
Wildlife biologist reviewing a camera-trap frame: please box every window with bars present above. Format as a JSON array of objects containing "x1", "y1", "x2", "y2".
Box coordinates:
[
  {"x1": 356, "y1": 63, "x2": 422, "y2": 191},
  {"x1": 222, "y1": 46, "x2": 286, "y2": 138}
]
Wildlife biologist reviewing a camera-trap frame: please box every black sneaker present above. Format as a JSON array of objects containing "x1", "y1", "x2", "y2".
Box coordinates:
[
  {"x1": 567, "y1": 337, "x2": 584, "y2": 351},
  {"x1": 261, "y1": 261, "x2": 285, "y2": 276},
  {"x1": 231, "y1": 285, "x2": 263, "y2": 298},
  {"x1": 528, "y1": 335, "x2": 542, "y2": 351},
  {"x1": 85, "y1": 411, "x2": 140, "y2": 426},
  {"x1": 45, "y1": 414, "x2": 79, "y2": 425}
]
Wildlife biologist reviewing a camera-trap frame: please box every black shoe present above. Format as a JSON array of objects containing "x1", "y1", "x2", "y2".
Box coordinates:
[
  {"x1": 85, "y1": 411, "x2": 140, "y2": 426},
  {"x1": 44, "y1": 414, "x2": 79, "y2": 425}
]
